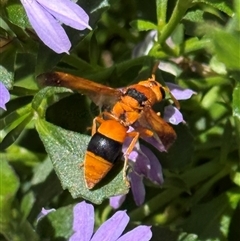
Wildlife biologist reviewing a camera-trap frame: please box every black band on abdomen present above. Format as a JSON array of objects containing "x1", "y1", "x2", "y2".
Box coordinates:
[{"x1": 87, "y1": 132, "x2": 123, "y2": 164}]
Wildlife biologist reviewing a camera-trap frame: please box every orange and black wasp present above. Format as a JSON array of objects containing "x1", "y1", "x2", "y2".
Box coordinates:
[{"x1": 38, "y1": 68, "x2": 179, "y2": 189}]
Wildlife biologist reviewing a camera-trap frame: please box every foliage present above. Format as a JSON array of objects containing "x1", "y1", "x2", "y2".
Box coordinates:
[{"x1": 0, "y1": 0, "x2": 239, "y2": 240}]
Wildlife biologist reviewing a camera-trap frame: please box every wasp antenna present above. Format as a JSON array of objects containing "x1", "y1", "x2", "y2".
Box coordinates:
[
  {"x1": 170, "y1": 92, "x2": 180, "y2": 109},
  {"x1": 150, "y1": 74, "x2": 156, "y2": 81},
  {"x1": 163, "y1": 86, "x2": 180, "y2": 109},
  {"x1": 152, "y1": 61, "x2": 160, "y2": 75}
]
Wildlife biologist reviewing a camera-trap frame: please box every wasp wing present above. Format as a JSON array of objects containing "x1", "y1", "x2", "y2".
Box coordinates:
[
  {"x1": 138, "y1": 107, "x2": 176, "y2": 150},
  {"x1": 37, "y1": 72, "x2": 122, "y2": 108}
]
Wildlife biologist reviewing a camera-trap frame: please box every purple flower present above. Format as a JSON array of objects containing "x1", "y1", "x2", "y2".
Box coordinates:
[
  {"x1": 69, "y1": 201, "x2": 152, "y2": 241},
  {"x1": 166, "y1": 82, "x2": 196, "y2": 101},
  {"x1": 163, "y1": 105, "x2": 184, "y2": 125},
  {"x1": 111, "y1": 136, "x2": 164, "y2": 208},
  {"x1": 36, "y1": 207, "x2": 56, "y2": 222},
  {"x1": 110, "y1": 195, "x2": 127, "y2": 209},
  {"x1": 0, "y1": 82, "x2": 10, "y2": 110},
  {"x1": 20, "y1": 0, "x2": 91, "y2": 53},
  {"x1": 164, "y1": 82, "x2": 196, "y2": 125}
]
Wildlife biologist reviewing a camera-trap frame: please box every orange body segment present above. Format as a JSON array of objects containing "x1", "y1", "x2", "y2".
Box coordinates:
[
  {"x1": 84, "y1": 151, "x2": 113, "y2": 189},
  {"x1": 97, "y1": 119, "x2": 128, "y2": 143}
]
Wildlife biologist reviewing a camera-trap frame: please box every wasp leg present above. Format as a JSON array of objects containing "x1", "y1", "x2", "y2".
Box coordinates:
[
  {"x1": 122, "y1": 131, "x2": 140, "y2": 187},
  {"x1": 91, "y1": 115, "x2": 107, "y2": 136},
  {"x1": 133, "y1": 126, "x2": 154, "y2": 138}
]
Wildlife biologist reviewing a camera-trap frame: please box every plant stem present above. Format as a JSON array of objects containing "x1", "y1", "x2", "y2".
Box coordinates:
[
  {"x1": 156, "y1": 0, "x2": 168, "y2": 29},
  {"x1": 159, "y1": 0, "x2": 193, "y2": 44}
]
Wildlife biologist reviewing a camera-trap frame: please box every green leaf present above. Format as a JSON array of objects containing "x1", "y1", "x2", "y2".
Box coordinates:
[
  {"x1": 220, "y1": 120, "x2": 233, "y2": 163},
  {"x1": 180, "y1": 190, "x2": 240, "y2": 240},
  {"x1": 230, "y1": 171, "x2": 240, "y2": 187},
  {"x1": 158, "y1": 124, "x2": 194, "y2": 171},
  {"x1": 0, "y1": 159, "x2": 19, "y2": 224},
  {"x1": 212, "y1": 30, "x2": 240, "y2": 70},
  {"x1": 1, "y1": 9, "x2": 37, "y2": 54},
  {"x1": 177, "y1": 233, "x2": 199, "y2": 241},
  {"x1": 61, "y1": 54, "x2": 95, "y2": 74},
  {"x1": 182, "y1": 37, "x2": 211, "y2": 54},
  {"x1": 0, "y1": 43, "x2": 16, "y2": 89},
  {"x1": 130, "y1": 20, "x2": 158, "y2": 31},
  {"x1": 31, "y1": 158, "x2": 54, "y2": 185},
  {"x1": 0, "y1": 112, "x2": 33, "y2": 150},
  {"x1": 6, "y1": 2, "x2": 31, "y2": 28},
  {"x1": 37, "y1": 204, "x2": 74, "y2": 239},
  {"x1": 209, "y1": 56, "x2": 227, "y2": 75},
  {"x1": 233, "y1": 82, "x2": 240, "y2": 120},
  {"x1": 183, "y1": 9, "x2": 205, "y2": 23},
  {"x1": 35, "y1": 119, "x2": 129, "y2": 204},
  {"x1": 234, "y1": 0, "x2": 240, "y2": 23},
  {"x1": 171, "y1": 23, "x2": 184, "y2": 45},
  {"x1": 2, "y1": 144, "x2": 41, "y2": 166},
  {"x1": 32, "y1": 87, "x2": 73, "y2": 118},
  {"x1": 10, "y1": 86, "x2": 37, "y2": 96},
  {"x1": 0, "y1": 103, "x2": 32, "y2": 130},
  {"x1": 201, "y1": 85, "x2": 228, "y2": 121},
  {"x1": 89, "y1": 32, "x2": 100, "y2": 66},
  {"x1": 193, "y1": 0, "x2": 234, "y2": 16},
  {"x1": 20, "y1": 191, "x2": 35, "y2": 221}
]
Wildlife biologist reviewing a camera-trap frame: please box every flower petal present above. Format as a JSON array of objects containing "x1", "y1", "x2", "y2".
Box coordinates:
[
  {"x1": 91, "y1": 211, "x2": 129, "y2": 241},
  {"x1": 166, "y1": 82, "x2": 196, "y2": 100},
  {"x1": 124, "y1": 135, "x2": 151, "y2": 177},
  {"x1": 69, "y1": 201, "x2": 94, "y2": 241},
  {"x1": 37, "y1": 0, "x2": 91, "y2": 30},
  {"x1": 70, "y1": 232, "x2": 85, "y2": 241},
  {"x1": 129, "y1": 172, "x2": 145, "y2": 206},
  {"x1": 36, "y1": 208, "x2": 55, "y2": 222},
  {"x1": 140, "y1": 145, "x2": 164, "y2": 185},
  {"x1": 158, "y1": 61, "x2": 181, "y2": 77},
  {"x1": 129, "y1": 149, "x2": 150, "y2": 177},
  {"x1": 164, "y1": 105, "x2": 184, "y2": 125},
  {"x1": 20, "y1": 0, "x2": 71, "y2": 53},
  {"x1": 110, "y1": 195, "x2": 126, "y2": 209},
  {"x1": 0, "y1": 82, "x2": 10, "y2": 110},
  {"x1": 117, "y1": 226, "x2": 152, "y2": 241},
  {"x1": 132, "y1": 30, "x2": 157, "y2": 58},
  {"x1": 141, "y1": 135, "x2": 167, "y2": 152}
]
